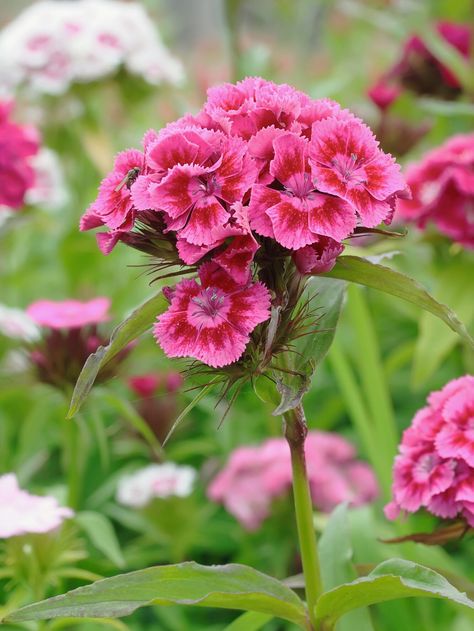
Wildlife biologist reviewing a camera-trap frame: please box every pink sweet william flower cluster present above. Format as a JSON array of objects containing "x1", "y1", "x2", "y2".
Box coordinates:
[
  {"x1": 82, "y1": 77, "x2": 407, "y2": 368},
  {"x1": 386, "y1": 375, "x2": 474, "y2": 526},
  {"x1": 0, "y1": 100, "x2": 40, "y2": 211},
  {"x1": 0, "y1": 473, "x2": 73, "y2": 538},
  {"x1": 208, "y1": 431, "x2": 378, "y2": 530},
  {"x1": 397, "y1": 133, "x2": 474, "y2": 249}
]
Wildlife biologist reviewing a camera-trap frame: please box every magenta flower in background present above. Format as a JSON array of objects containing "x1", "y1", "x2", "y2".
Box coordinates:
[
  {"x1": 155, "y1": 262, "x2": 271, "y2": 368},
  {"x1": 386, "y1": 375, "x2": 474, "y2": 526},
  {"x1": 208, "y1": 431, "x2": 378, "y2": 530},
  {"x1": 0, "y1": 473, "x2": 73, "y2": 538},
  {"x1": 27, "y1": 297, "x2": 110, "y2": 329},
  {"x1": 0, "y1": 100, "x2": 40, "y2": 211},
  {"x1": 397, "y1": 133, "x2": 474, "y2": 249}
]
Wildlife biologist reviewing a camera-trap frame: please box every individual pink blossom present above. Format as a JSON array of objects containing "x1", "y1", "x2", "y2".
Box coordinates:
[
  {"x1": 368, "y1": 80, "x2": 401, "y2": 112},
  {"x1": 128, "y1": 372, "x2": 183, "y2": 398},
  {"x1": 397, "y1": 133, "x2": 474, "y2": 249},
  {"x1": 292, "y1": 236, "x2": 344, "y2": 275},
  {"x1": 27, "y1": 297, "x2": 110, "y2": 329},
  {"x1": 0, "y1": 473, "x2": 73, "y2": 538},
  {"x1": 0, "y1": 100, "x2": 40, "y2": 210},
  {"x1": 208, "y1": 431, "x2": 378, "y2": 530},
  {"x1": 386, "y1": 375, "x2": 474, "y2": 526},
  {"x1": 309, "y1": 117, "x2": 407, "y2": 228},
  {"x1": 154, "y1": 262, "x2": 271, "y2": 368}
]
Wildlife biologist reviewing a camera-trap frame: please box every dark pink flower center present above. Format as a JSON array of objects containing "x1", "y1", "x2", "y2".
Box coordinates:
[
  {"x1": 331, "y1": 153, "x2": 367, "y2": 185},
  {"x1": 413, "y1": 453, "x2": 437, "y2": 481},
  {"x1": 189, "y1": 286, "x2": 228, "y2": 326},
  {"x1": 192, "y1": 174, "x2": 221, "y2": 199}
]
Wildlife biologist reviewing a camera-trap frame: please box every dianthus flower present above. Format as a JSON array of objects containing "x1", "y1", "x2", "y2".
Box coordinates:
[
  {"x1": 116, "y1": 463, "x2": 196, "y2": 508},
  {"x1": 397, "y1": 133, "x2": 474, "y2": 249},
  {"x1": 368, "y1": 21, "x2": 471, "y2": 110},
  {"x1": 23, "y1": 297, "x2": 128, "y2": 389},
  {"x1": 0, "y1": 473, "x2": 73, "y2": 538},
  {"x1": 386, "y1": 375, "x2": 474, "y2": 526},
  {"x1": 208, "y1": 431, "x2": 378, "y2": 530},
  {"x1": 82, "y1": 77, "x2": 407, "y2": 369},
  {"x1": 0, "y1": 0, "x2": 183, "y2": 96}
]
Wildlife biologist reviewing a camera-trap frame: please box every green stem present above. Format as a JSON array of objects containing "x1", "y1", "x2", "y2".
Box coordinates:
[
  {"x1": 284, "y1": 405, "x2": 322, "y2": 631},
  {"x1": 223, "y1": 0, "x2": 242, "y2": 82},
  {"x1": 64, "y1": 418, "x2": 81, "y2": 509}
]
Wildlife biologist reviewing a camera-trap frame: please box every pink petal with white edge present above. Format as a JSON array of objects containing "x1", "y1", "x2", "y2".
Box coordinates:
[
  {"x1": 179, "y1": 197, "x2": 230, "y2": 246},
  {"x1": 150, "y1": 164, "x2": 207, "y2": 218},
  {"x1": 214, "y1": 234, "x2": 259, "y2": 284},
  {"x1": 269, "y1": 133, "x2": 308, "y2": 190},
  {"x1": 308, "y1": 193, "x2": 357, "y2": 241},
  {"x1": 267, "y1": 199, "x2": 316, "y2": 250},
  {"x1": 248, "y1": 184, "x2": 279, "y2": 238}
]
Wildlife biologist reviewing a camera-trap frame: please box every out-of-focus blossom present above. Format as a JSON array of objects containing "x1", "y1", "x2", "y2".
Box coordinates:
[
  {"x1": 0, "y1": 304, "x2": 40, "y2": 341},
  {"x1": 0, "y1": 0, "x2": 184, "y2": 97},
  {"x1": 127, "y1": 372, "x2": 183, "y2": 443},
  {"x1": 0, "y1": 473, "x2": 73, "y2": 538},
  {"x1": 208, "y1": 431, "x2": 378, "y2": 530},
  {"x1": 386, "y1": 375, "x2": 474, "y2": 526},
  {"x1": 0, "y1": 100, "x2": 40, "y2": 211},
  {"x1": 397, "y1": 133, "x2": 474, "y2": 249},
  {"x1": 116, "y1": 463, "x2": 196, "y2": 508},
  {"x1": 27, "y1": 297, "x2": 110, "y2": 329},
  {"x1": 369, "y1": 21, "x2": 472, "y2": 110}
]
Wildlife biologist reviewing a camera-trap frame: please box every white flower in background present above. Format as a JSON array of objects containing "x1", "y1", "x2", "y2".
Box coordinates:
[
  {"x1": 0, "y1": 473, "x2": 74, "y2": 538},
  {"x1": 116, "y1": 463, "x2": 196, "y2": 508},
  {"x1": 26, "y1": 148, "x2": 68, "y2": 210},
  {"x1": 0, "y1": 0, "x2": 184, "y2": 97},
  {"x1": 0, "y1": 305, "x2": 40, "y2": 341}
]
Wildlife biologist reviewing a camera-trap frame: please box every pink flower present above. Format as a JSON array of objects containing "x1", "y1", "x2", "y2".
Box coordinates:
[
  {"x1": 397, "y1": 133, "x2": 474, "y2": 249},
  {"x1": 386, "y1": 375, "x2": 474, "y2": 524},
  {"x1": 0, "y1": 473, "x2": 73, "y2": 538},
  {"x1": 0, "y1": 100, "x2": 40, "y2": 210},
  {"x1": 208, "y1": 431, "x2": 378, "y2": 530},
  {"x1": 128, "y1": 372, "x2": 183, "y2": 397},
  {"x1": 249, "y1": 132, "x2": 356, "y2": 249},
  {"x1": 27, "y1": 297, "x2": 110, "y2": 329},
  {"x1": 368, "y1": 80, "x2": 401, "y2": 112},
  {"x1": 309, "y1": 117, "x2": 407, "y2": 228},
  {"x1": 154, "y1": 262, "x2": 271, "y2": 368},
  {"x1": 292, "y1": 237, "x2": 344, "y2": 275}
]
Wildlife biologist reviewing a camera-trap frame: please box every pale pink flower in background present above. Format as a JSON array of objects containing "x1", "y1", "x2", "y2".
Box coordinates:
[
  {"x1": 386, "y1": 375, "x2": 474, "y2": 525},
  {"x1": 116, "y1": 463, "x2": 196, "y2": 508},
  {"x1": 0, "y1": 473, "x2": 73, "y2": 538},
  {"x1": 396, "y1": 133, "x2": 474, "y2": 249},
  {"x1": 0, "y1": 0, "x2": 183, "y2": 97},
  {"x1": 208, "y1": 431, "x2": 378, "y2": 530},
  {"x1": 27, "y1": 298, "x2": 110, "y2": 329},
  {"x1": 26, "y1": 148, "x2": 68, "y2": 210},
  {"x1": 154, "y1": 262, "x2": 271, "y2": 368}
]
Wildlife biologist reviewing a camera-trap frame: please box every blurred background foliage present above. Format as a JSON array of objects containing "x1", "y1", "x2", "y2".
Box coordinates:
[{"x1": 0, "y1": 1, "x2": 473, "y2": 630}]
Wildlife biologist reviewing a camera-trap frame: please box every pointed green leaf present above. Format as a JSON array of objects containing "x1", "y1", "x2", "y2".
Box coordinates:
[
  {"x1": 75, "y1": 511, "x2": 125, "y2": 568},
  {"x1": 315, "y1": 559, "x2": 474, "y2": 630},
  {"x1": 324, "y1": 256, "x2": 474, "y2": 348},
  {"x1": 5, "y1": 563, "x2": 308, "y2": 628},
  {"x1": 68, "y1": 292, "x2": 166, "y2": 418}
]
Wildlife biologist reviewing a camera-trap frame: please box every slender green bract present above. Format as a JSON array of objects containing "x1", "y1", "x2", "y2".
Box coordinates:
[{"x1": 4, "y1": 562, "x2": 308, "y2": 629}]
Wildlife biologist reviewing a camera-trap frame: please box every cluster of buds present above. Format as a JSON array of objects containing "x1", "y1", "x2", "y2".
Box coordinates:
[
  {"x1": 25, "y1": 298, "x2": 129, "y2": 390},
  {"x1": 82, "y1": 77, "x2": 407, "y2": 378}
]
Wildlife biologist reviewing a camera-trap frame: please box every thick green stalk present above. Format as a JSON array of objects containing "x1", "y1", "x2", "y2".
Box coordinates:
[{"x1": 284, "y1": 405, "x2": 322, "y2": 630}]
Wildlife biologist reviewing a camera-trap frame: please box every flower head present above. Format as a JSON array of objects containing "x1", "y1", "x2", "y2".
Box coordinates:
[
  {"x1": 397, "y1": 133, "x2": 474, "y2": 249},
  {"x1": 208, "y1": 431, "x2": 378, "y2": 530},
  {"x1": 116, "y1": 463, "x2": 196, "y2": 508},
  {"x1": 154, "y1": 263, "x2": 271, "y2": 368},
  {"x1": 386, "y1": 375, "x2": 474, "y2": 526},
  {"x1": 0, "y1": 473, "x2": 73, "y2": 538},
  {"x1": 27, "y1": 297, "x2": 110, "y2": 329}
]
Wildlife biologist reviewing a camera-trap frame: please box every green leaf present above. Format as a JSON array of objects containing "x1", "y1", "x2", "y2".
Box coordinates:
[
  {"x1": 324, "y1": 256, "x2": 474, "y2": 349},
  {"x1": 75, "y1": 511, "x2": 125, "y2": 568},
  {"x1": 68, "y1": 292, "x2": 166, "y2": 418},
  {"x1": 315, "y1": 559, "x2": 474, "y2": 630},
  {"x1": 5, "y1": 562, "x2": 308, "y2": 628},
  {"x1": 223, "y1": 611, "x2": 273, "y2": 631},
  {"x1": 318, "y1": 504, "x2": 374, "y2": 631},
  {"x1": 413, "y1": 261, "x2": 474, "y2": 386},
  {"x1": 273, "y1": 277, "x2": 346, "y2": 415}
]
